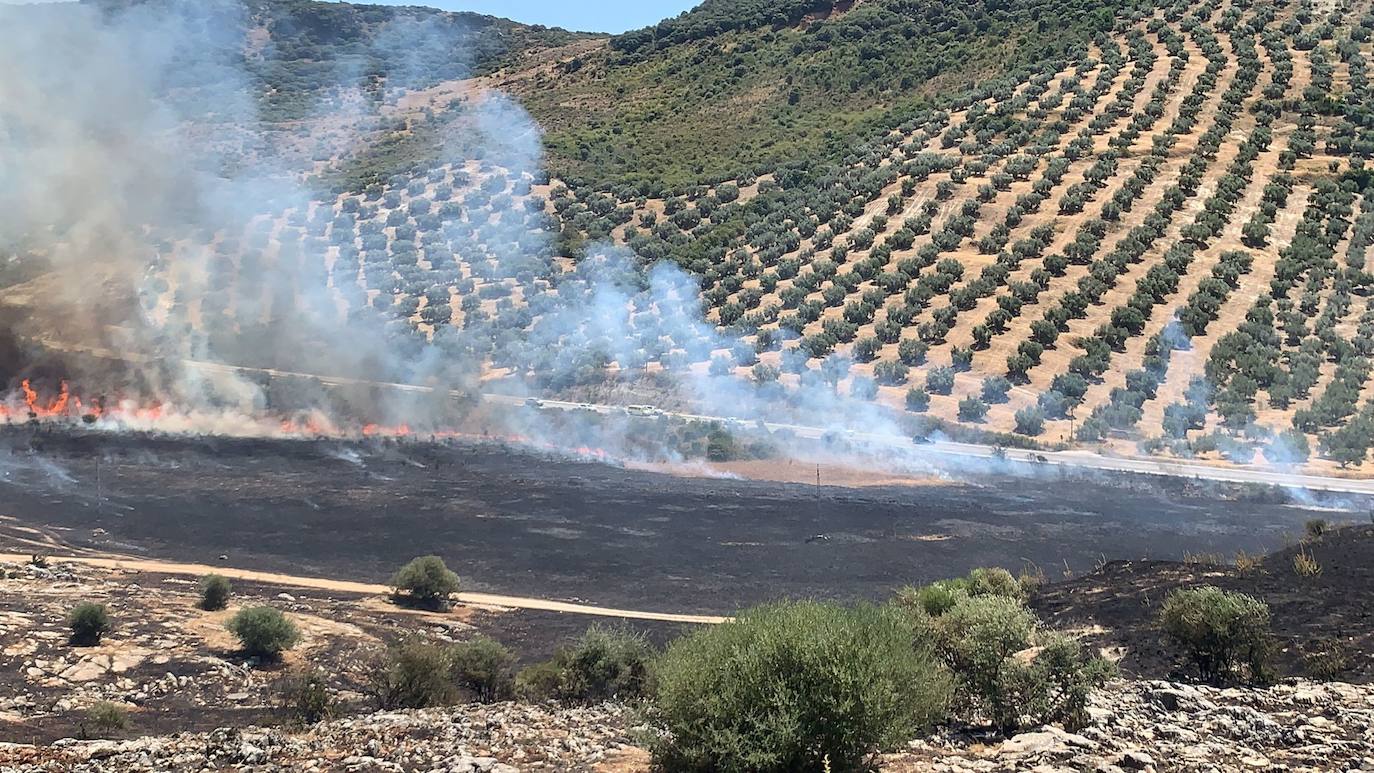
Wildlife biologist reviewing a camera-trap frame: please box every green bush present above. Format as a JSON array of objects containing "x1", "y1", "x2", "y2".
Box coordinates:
[
  {"x1": 1159, "y1": 586, "x2": 1271, "y2": 684},
  {"x1": 930, "y1": 595, "x2": 1111, "y2": 732},
  {"x1": 449, "y1": 637, "x2": 516, "y2": 703},
  {"x1": 553, "y1": 625, "x2": 655, "y2": 703},
  {"x1": 227, "y1": 606, "x2": 300, "y2": 659},
  {"x1": 68, "y1": 602, "x2": 111, "y2": 646},
  {"x1": 651, "y1": 601, "x2": 951, "y2": 772},
  {"x1": 367, "y1": 639, "x2": 458, "y2": 709},
  {"x1": 390, "y1": 555, "x2": 461, "y2": 610},
  {"x1": 199, "y1": 574, "x2": 232, "y2": 611},
  {"x1": 514, "y1": 659, "x2": 564, "y2": 702},
  {"x1": 893, "y1": 567, "x2": 1024, "y2": 617},
  {"x1": 275, "y1": 668, "x2": 334, "y2": 724},
  {"x1": 85, "y1": 701, "x2": 129, "y2": 734}
]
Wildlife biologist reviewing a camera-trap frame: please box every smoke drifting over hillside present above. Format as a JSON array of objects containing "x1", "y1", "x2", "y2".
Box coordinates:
[{"x1": 0, "y1": 0, "x2": 931, "y2": 471}]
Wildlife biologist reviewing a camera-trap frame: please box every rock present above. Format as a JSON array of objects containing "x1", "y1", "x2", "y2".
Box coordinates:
[{"x1": 1120, "y1": 750, "x2": 1156, "y2": 770}]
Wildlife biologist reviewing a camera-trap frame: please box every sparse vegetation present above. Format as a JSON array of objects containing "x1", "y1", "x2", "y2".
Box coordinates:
[
  {"x1": 85, "y1": 701, "x2": 130, "y2": 734},
  {"x1": 275, "y1": 668, "x2": 335, "y2": 724}
]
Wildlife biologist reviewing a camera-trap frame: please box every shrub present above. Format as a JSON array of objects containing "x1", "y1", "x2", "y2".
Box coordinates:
[
  {"x1": 227, "y1": 606, "x2": 300, "y2": 658},
  {"x1": 86, "y1": 701, "x2": 129, "y2": 734},
  {"x1": 553, "y1": 625, "x2": 654, "y2": 703},
  {"x1": 931, "y1": 595, "x2": 1111, "y2": 732},
  {"x1": 514, "y1": 659, "x2": 563, "y2": 701},
  {"x1": 449, "y1": 637, "x2": 516, "y2": 703},
  {"x1": 68, "y1": 602, "x2": 111, "y2": 646},
  {"x1": 1304, "y1": 518, "x2": 1329, "y2": 539},
  {"x1": 893, "y1": 567, "x2": 1024, "y2": 618},
  {"x1": 275, "y1": 668, "x2": 334, "y2": 724},
  {"x1": 199, "y1": 574, "x2": 231, "y2": 611},
  {"x1": 1293, "y1": 549, "x2": 1321, "y2": 577},
  {"x1": 651, "y1": 601, "x2": 951, "y2": 772},
  {"x1": 368, "y1": 639, "x2": 458, "y2": 709},
  {"x1": 390, "y1": 555, "x2": 461, "y2": 610},
  {"x1": 1158, "y1": 586, "x2": 1271, "y2": 684}
]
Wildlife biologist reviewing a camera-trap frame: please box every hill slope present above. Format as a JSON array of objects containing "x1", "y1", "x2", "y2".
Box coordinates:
[{"x1": 8, "y1": 0, "x2": 1374, "y2": 476}]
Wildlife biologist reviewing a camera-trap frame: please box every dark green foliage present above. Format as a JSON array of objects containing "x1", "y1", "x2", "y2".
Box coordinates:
[
  {"x1": 368, "y1": 639, "x2": 460, "y2": 709},
  {"x1": 521, "y1": 625, "x2": 655, "y2": 703},
  {"x1": 391, "y1": 555, "x2": 461, "y2": 610},
  {"x1": 650, "y1": 601, "x2": 951, "y2": 772},
  {"x1": 1159, "y1": 586, "x2": 1272, "y2": 684},
  {"x1": 927, "y1": 595, "x2": 1112, "y2": 732},
  {"x1": 199, "y1": 574, "x2": 231, "y2": 611},
  {"x1": 448, "y1": 637, "x2": 517, "y2": 703},
  {"x1": 227, "y1": 606, "x2": 300, "y2": 658},
  {"x1": 68, "y1": 602, "x2": 111, "y2": 647}
]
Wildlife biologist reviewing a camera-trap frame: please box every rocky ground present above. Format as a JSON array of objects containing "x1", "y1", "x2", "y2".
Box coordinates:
[
  {"x1": 2, "y1": 678, "x2": 1370, "y2": 772},
  {"x1": 4, "y1": 528, "x2": 1374, "y2": 771}
]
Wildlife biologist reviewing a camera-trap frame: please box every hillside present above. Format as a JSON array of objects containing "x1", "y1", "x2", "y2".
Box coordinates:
[{"x1": 7, "y1": 0, "x2": 1374, "y2": 476}]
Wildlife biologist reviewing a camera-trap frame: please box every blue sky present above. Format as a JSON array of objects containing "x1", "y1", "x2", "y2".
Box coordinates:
[
  {"x1": 0, "y1": 0, "x2": 701, "y2": 34},
  {"x1": 415, "y1": 1, "x2": 699, "y2": 33}
]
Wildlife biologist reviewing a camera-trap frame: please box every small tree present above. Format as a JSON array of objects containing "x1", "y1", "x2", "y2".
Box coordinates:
[
  {"x1": 1014, "y1": 406, "x2": 1045, "y2": 436},
  {"x1": 199, "y1": 574, "x2": 231, "y2": 611},
  {"x1": 552, "y1": 625, "x2": 654, "y2": 703},
  {"x1": 926, "y1": 366, "x2": 955, "y2": 395},
  {"x1": 391, "y1": 555, "x2": 461, "y2": 610},
  {"x1": 449, "y1": 637, "x2": 516, "y2": 703},
  {"x1": 958, "y1": 396, "x2": 989, "y2": 422},
  {"x1": 905, "y1": 386, "x2": 930, "y2": 412},
  {"x1": 1159, "y1": 586, "x2": 1271, "y2": 684},
  {"x1": 68, "y1": 602, "x2": 111, "y2": 646},
  {"x1": 227, "y1": 606, "x2": 300, "y2": 659}
]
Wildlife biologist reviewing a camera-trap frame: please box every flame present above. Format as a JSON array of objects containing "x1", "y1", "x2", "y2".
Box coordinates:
[{"x1": 0, "y1": 380, "x2": 615, "y2": 463}]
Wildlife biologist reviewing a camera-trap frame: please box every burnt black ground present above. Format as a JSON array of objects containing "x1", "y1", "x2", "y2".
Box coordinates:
[{"x1": 0, "y1": 428, "x2": 1368, "y2": 615}]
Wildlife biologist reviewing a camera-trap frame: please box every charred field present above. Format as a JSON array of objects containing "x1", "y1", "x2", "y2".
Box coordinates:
[{"x1": 0, "y1": 426, "x2": 1367, "y2": 616}]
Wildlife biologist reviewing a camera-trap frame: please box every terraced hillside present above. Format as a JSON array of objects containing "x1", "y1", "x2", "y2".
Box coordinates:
[{"x1": 8, "y1": 0, "x2": 1374, "y2": 475}]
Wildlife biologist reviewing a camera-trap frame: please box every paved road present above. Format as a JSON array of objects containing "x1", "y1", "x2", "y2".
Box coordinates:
[{"x1": 168, "y1": 359, "x2": 1374, "y2": 496}]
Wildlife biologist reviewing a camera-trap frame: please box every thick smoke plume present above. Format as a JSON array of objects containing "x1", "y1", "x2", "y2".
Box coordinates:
[{"x1": 0, "y1": 0, "x2": 917, "y2": 455}]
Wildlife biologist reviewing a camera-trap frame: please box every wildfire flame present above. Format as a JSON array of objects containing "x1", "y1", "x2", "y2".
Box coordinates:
[{"x1": 0, "y1": 380, "x2": 614, "y2": 461}]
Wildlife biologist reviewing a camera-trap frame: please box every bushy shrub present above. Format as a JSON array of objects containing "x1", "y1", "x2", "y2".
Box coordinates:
[
  {"x1": 85, "y1": 701, "x2": 129, "y2": 733},
  {"x1": 227, "y1": 606, "x2": 300, "y2": 658},
  {"x1": 651, "y1": 601, "x2": 951, "y2": 772},
  {"x1": 930, "y1": 595, "x2": 1111, "y2": 732},
  {"x1": 449, "y1": 637, "x2": 516, "y2": 703},
  {"x1": 552, "y1": 625, "x2": 654, "y2": 703},
  {"x1": 199, "y1": 574, "x2": 231, "y2": 611},
  {"x1": 68, "y1": 602, "x2": 111, "y2": 646},
  {"x1": 275, "y1": 668, "x2": 334, "y2": 724},
  {"x1": 1158, "y1": 586, "x2": 1271, "y2": 684},
  {"x1": 390, "y1": 555, "x2": 461, "y2": 610},
  {"x1": 893, "y1": 567, "x2": 1024, "y2": 617},
  {"x1": 368, "y1": 639, "x2": 459, "y2": 709},
  {"x1": 514, "y1": 660, "x2": 564, "y2": 702}
]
